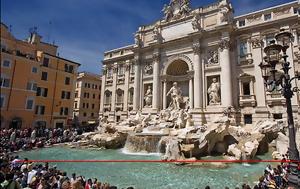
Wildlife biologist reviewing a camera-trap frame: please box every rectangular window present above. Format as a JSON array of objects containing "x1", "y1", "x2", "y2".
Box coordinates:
[
  {"x1": 93, "y1": 94, "x2": 95, "y2": 99},
  {"x1": 92, "y1": 104, "x2": 95, "y2": 109},
  {"x1": 65, "y1": 77, "x2": 70, "y2": 85},
  {"x1": 74, "y1": 102, "x2": 78, "y2": 109},
  {"x1": 60, "y1": 107, "x2": 64, "y2": 115},
  {"x1": 26, "y1": 82, "x2": 37, "y2": 91},
  {"x1": 84, "y1": 83, "x2": 87, "y2": 88},
  {"x1": 0, "y1": 95, "x2": 5, "y2": 108},
  {"x1": 244, "y1": 114, "x2": 252, "y2": 124},
  {"x1": 41, "y1": 72, "x2": 48, "y2": 81},
  {"x1": 239, "y1": 41, "x2": 247, "y2": 57},
  {"x1": 43, "y1": 57, "x2": 49, "y2": 67},
  {"x1": 64, "y1": 107, "x2": 69, "y2": 116},
  {"x1": 61, "y1": 91, "x2": 65, "y2": 99},
  {"x1": 32, "y1": 67, "x2": 38, "y2": 73},
  {"x1": 36, "y1": 87, "x2": 48, "y2": 97},
  {"x1": 75, "y1": 91, "x2": 78, "y2": 98},
  {"x1": 26, "y1": 98, "x2": 34, "y2": 110},
  {"x1": 264, "y1": 14, "x2": 271, "y2": 21},
  {"x1": 64, "y1": 64, "x2": 74, "y2": 73},
  {"x1": 66, "y1": 92, "x2": 71, "y2": 99},
  {"x1": 242, "y1": 82, "x2": 251, "y2": 95},
  {"x1": 239, "y1": 20, "x2": 245, "y2": 27},
  {"x1": 83, "y1": 103, "x2": 86, "y2": 108},
  {"x1": 107, "y1": 69, "x2": 113, "y2": 77},
  {"x1": 118, "y1": 66, "x2": 124, "y2": 75},
  {"x1": 35, "y1": 105, "x2": 45, "y2": 115},
  {"x1": 273, "y1": 114, "x2": 282, "y2": 120},
  {"x1": 2, "y1": 60, "x2": 11, "y2": 68},
  {"x1": 0, "y1": 77, "x2": 10, "y2": 88},
  {"x1": 86, "y1": 103, "x2": 89, "y2": 109}
]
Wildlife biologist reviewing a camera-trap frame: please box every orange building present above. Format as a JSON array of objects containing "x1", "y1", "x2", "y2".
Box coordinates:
[
  {"x1": 73, "y1": 72, "x2": 101, "y2": 126},
  {"x1": 0, "y1": 23, "x2": 80, "y2": 129}
]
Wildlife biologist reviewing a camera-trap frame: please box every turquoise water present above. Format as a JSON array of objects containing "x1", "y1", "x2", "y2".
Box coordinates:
[{"x1": 18, "y1": 147, "x2": 271, "y2": 189}]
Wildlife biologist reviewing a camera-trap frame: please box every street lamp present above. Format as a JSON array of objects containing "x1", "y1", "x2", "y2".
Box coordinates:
[{"x1": 259, "y1": 29, "x2": 300, "y2": 185}]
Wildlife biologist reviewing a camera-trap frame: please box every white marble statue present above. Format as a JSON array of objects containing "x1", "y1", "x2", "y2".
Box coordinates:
[
  {"x1": 184, "y1": 112, "x2": 194, "y2": 128},
  {"x1": 142, "y1": 113, "x2": 152, "y2": 127},
  {"x1": 208, "y1": 78, "x2": 221, "y2": 104},
  {"x1": 180, "y1": 0, "x2": 191, "y2": 16},
  {"x1": 162, "y1": 4, "x2": 173, "y2": 21},
  {"x1": 175, "y1": 109, "x2": 185, "y2": 129},
  {"x1": 144, "y1": 86, "x2": 152, "y2": 107},
  {"x1": 167, "y1": 82, "x2": 183, "y2": 109}
]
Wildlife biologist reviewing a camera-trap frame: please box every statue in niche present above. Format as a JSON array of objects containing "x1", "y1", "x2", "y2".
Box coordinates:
[
  {"x1": 144, "y1": 63, "x2": 153, "y2": 75},
  {"x1": 207, "y1": 50, "x2": 218, "y2": 64},
  {"x1": 167, "y1": 82, "x2": 183, "y2": 110},
  {"x1": 208, "y1": 78, "x2": 221, "y2": 104},
  {"x1": 144, "y1": 86, "x2": 152, "y2": 108}
]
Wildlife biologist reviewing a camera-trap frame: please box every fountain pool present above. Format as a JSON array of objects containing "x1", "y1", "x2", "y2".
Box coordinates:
[{"x1": 18, "y1": 146, "x2": 273, "y2": 189}]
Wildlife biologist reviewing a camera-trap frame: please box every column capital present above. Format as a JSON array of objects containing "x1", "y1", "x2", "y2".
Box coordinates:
[
  {"x1": 192, "y1": 42, "x2": 201, "y2": 54},
  {"x1": 218, "y1": 39, "x2": 230, "y2": 51},
  {"x1": 250, "y1": 38, "x2": 263, "y2": 49},
  {"x1": 152, "y1": 53, "x2": 160, "y2": 62}
]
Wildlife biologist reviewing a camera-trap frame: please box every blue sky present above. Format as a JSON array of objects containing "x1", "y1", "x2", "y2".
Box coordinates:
[{"x1": 1, "y1": 0, "x2": 294, "y2": 74}]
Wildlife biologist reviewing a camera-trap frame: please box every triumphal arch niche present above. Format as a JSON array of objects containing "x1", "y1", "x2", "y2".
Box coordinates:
[{"x1": 162, "y1": 55, "x2": 193, "y2": 110}]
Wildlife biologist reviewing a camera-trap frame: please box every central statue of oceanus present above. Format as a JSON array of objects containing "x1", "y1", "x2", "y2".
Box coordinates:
[{"x1": 167, "y1": 82, "x2": 183, "y2": 109}]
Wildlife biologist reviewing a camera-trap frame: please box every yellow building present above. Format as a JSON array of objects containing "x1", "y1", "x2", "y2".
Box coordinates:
[
  {"x1": 73, "y1": 72, "x2": 101, "y2": 126},
  {"x1": 0, "y1": 23, "x2": 80, "y2": 129}
]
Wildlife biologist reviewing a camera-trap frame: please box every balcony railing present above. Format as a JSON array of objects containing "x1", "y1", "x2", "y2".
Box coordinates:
[
  {"x1": 266, "y1": 92, "x2": 285, "y2": 106},
  {"x1": 239, "y1": 95, "x2": 256, "y2": 107}
]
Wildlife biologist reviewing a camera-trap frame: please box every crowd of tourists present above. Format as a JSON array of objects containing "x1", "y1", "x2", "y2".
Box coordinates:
[
  {"x1": 0, "y1": 128, "x2": 84, "y2": 154},
  {"x1": 0, "y1": 154, "x2": 130, "y2": 189}
]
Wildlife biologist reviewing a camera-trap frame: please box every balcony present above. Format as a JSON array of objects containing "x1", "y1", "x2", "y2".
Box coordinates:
[
  {"x1": 117, "y1": 74, "x2": 125, "y2": 84},
  {"x1": 104, "y1": 103, "x2": 111, "y2": 112},
  {"x1": 115, "y1": 102, "x2": 124, "y2": 112},
  {"x1": 266, "y1": 92, "x2": 285, "y2": 106},
  {"x1": 239, "y1": 95, "x2": 256, "y2": 107}
]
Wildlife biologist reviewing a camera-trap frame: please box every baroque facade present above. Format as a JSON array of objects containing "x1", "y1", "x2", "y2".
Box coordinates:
[{"x1": 99, "y1": 0, "x2": 300, "y2": 125}]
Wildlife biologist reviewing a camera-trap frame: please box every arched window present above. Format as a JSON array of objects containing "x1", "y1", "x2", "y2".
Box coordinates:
[
  {"x1": 104, "y1": 90, "x2": 112, "y2": 104},
  {"x1": 116, "y1": 89, "x2": 124, "y2": 103}
]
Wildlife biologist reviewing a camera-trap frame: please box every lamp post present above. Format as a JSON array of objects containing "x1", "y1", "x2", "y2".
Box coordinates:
[{"x1": 259, "y1": 29, "x2": 300, "y2": 185}]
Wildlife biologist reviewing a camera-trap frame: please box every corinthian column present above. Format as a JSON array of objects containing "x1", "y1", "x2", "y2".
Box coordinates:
[
  {"x1": 219, "y1": 36, "x2": 233, "y2": 107},
  {"x1": 133, "y1": 57, "x2": 141, "y2": 111},
  {"x1": 99, "y1": 66, "x2": 107, "y2": 114},
  {"x1": 152, "y1": 53, "x2": 160, "y2": 110},
  {"x1": 193, "y1": 41, "x2": 203, "y2": 109}
]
